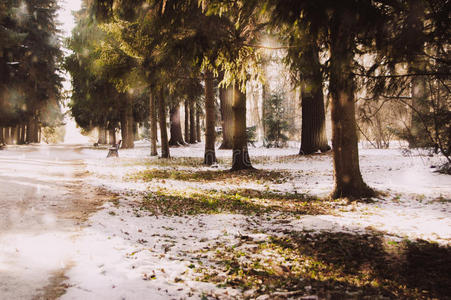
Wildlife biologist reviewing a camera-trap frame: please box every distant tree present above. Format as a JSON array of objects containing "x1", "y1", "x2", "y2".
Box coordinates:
[
  {"x1": 169, "y1": 103, "x2": 185, "y2": 146},
  {"x1": 218, "y1": 84, "x2": 234, "y2": 149},
  {"x1": 0, "y1": 0, "x2": 63, "y2": 144},
  {"x1": 264, "y1": 91, "x2": 290, "y2": 148},
  {"x1": 204, "y1": 70, "x2": 216, "y2": 164},
  {"x1": 149, "y1": 89, "x2": 158, "y2": 156}
]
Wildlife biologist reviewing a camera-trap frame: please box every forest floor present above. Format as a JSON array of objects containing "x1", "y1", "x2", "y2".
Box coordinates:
[{"x1": 0, "y1": 142, "x2": 450, "y2": 299}]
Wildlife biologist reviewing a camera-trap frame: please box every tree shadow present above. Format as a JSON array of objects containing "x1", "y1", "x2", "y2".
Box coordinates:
[
  {"x1": 269, "y1": 230, "x2": 451, "y2": 299},
  {"x1": 199, "y1": 229, "x2": 450, "y2": 299}
]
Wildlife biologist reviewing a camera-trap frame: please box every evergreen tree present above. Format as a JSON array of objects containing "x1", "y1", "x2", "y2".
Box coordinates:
[{"x1": 264, "y1": 91, "x2": 290, "y2": 148}]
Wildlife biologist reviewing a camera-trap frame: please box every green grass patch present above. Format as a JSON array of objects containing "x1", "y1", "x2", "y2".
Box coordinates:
[
  {"x1": 139, "y1": 188, "x2": 333, "y2": 216},
  {"x1": 131, "y1": 168, "x2": 291, "y2": 184}
]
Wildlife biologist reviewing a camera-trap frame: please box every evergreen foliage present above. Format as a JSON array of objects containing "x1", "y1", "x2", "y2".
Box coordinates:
[
  {"x1": 264, "y1": 91, "x2": 290, "y2": 148},
  {"x1": 0, "y1": 0, "x2": 63, "y2": 139}
]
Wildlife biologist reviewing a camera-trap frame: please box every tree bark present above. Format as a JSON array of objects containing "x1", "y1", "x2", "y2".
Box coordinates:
[
  {"x1": 0, "y1": 127, "x2": 4, "y2": 144},
  {"x1": 169, "y1": 103, "x2": 185, "y2": 146},
  {"x1": 329, "y1": 16, "x2": 373, "y2": 199},
  {"x1": 219, "y1": 85, "x2": 234, "y2": 149},
  {"x1": 189, "y1": 98, "x2": 197, "y2": 143},
  {"x1": 120, "y1": 94, "x2": 135, "y2": 149},
  {"x1": 26, "y1": 115, "x2": 39, "y2": 143},
  {"x1": 5, "y1": 127, "x2": 12, "y2": 144},
  {"x1": 409, "y1": 64, "x2": 429, "y2": 148},
  {"x1": 184, "y1": 99, "x2": 189, "y2": 142},
  {"x1": 149, "y1": 90, "x2": 158, "y2": 156},
  {"x1": 11, "y1": 125, "x2": 18, "y2": 144},
  {"x1": 108, "y1": 128, "x2": 116, "y2": 145},
  {"x1": 196, "y1": 104, "x2": 201, "y2": 142},
  {"x1": 19, "y1": 124, "x2": 26, "y2": 144},
  {"x1": 204, "y1": 71, "x2": 216, "y2": 165},
  {"x1": 300, "y1": 40, "x2": 330, "y2": 155},
  {"x1": 133, "y1": 122, "x2": 138, "y2": 141},
  {"x1": 231, "y1": 83, "x2": 253, "y2": 171},
  {"x1": 407, "y1": 0, "x2": 428, "y2": 148},
  {"x1": 98, "y1": 126, "x2": 107, "y2": 144},
  {"x1": 158, "y1": 88, "x2": 170, "y2": 158}
]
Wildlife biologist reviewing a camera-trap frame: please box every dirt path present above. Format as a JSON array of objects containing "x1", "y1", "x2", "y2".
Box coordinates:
[{"x1": 0, "y1": 145, "x2": 115, "y2": 299}]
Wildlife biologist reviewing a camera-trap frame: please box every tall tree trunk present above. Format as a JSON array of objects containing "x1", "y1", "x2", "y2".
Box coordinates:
[
  {"x1": 133, "y1": 122, "x2": 138, "y2": 141},
  {"x1": 5, "y1": 127, "x2": 12, "y2": 144},
  {"x1": 108, "y1": 128, "x2": 116, "y2": 145},
  {"x1": 184, "y1": 99, "x2": 189, "y2": 142},
  {"x1": 196, "y1": 104, "x2": 201, "y2": 142},
  {"x1": 204, "y1": 71, "x2": 216, "y2": 165},
  {"x1": 407, "y1": 0, "x2": 428, "y2": 148},
  {"x1": 158, "y1": 88, "x2": 170, "y2": 158},
  {"x1": 149, "y1": 90, "x2": 158, "y2": 156},
  {"x1": 11, "y1": 125, "x2": 18, "y2": 144},
  {"x1": 0, "y1": 127, "x2": 4, "y2": 144},
  {"x1": 231, "y1": 83, "x2": 253, "y2": 171},
  {"x1": 19, "y1": 124, "x2": 26, "y2": 144},
  {"x1": 300, "y1": 40, "x2": 330, "y2": 155},
  {"x1": 169, "y1": 103, "x2": 185, "y2": 146},
  {"x1": 26, "y1": 115, "x2": 39, "y2": 143},
  {"x1": 37, "y1": 125, "x2": 41, "y2": 143},
  {"x1": 98, "y1": 126, "x2": 107, "y2": 144},
  {"x1": 329, "y1": 16, "x2": 373, "y2": 199},
  {"x1": 120, "y1": 95, "x2": 135, "y2": 149},
  {"x1": 219, "y1": 85, "x2": 234, "y2": 149},
  {"x1": 189, "y1": 98, "x2": 197, "y2": 143}
]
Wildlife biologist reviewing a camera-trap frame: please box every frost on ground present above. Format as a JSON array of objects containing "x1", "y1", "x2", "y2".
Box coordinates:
[
  {"x1": 1, "y1": 143, "x2": 450, "y2": 299},
  {"x1": 62, "y1": 142, "x2": 450, "y2": 299}
]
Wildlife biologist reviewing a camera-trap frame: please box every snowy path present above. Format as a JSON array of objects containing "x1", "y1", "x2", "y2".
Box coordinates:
[{"x1": 0, "y1": 145, "x2": 110, "y2": 299}]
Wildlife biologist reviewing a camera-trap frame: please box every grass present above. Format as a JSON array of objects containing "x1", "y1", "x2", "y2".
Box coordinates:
[
  {"x1": 131, "y1": 168, "x2": 292, "y2": 184},
  {"x1": 138, "y1": 188, "x2": 335, "y2": 216}
]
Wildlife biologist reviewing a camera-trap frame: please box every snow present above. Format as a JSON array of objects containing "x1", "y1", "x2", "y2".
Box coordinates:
[{"x1": 0, "y1": 142, "x2": 449, "y2": 298}]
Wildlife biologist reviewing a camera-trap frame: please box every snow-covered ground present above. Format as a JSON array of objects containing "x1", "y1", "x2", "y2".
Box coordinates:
[{"x1": 0, "y1": 142, "x2": 449, "y2": 299}]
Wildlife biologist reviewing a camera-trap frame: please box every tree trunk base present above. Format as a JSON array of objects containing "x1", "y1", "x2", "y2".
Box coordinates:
[
  {"x1": 231, "y1": 149, "x2": 254, "y2": 171},
  {"x1": 299, "y1": 145, "x2": 331, "y2": 155},
  {"x1": 330, "y1": 184, "x2": 375, "y2": 200},
  {"x1": 203, "y1": 150, "x2": 217, "y2": 165},
  {"x1": 219, "y1": 142, "x2": 233, "y2": 150}
]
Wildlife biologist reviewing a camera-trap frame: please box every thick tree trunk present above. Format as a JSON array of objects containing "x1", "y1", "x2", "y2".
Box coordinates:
[
  {"x1": 149, "y1": 91, "x2": 158, "y2": 156},
  {"x1": 98, "y1": 126, "x2": 107, "y2": 144},
  {"x1": 11, "y1": 125, "x2": 18, "y2": 144},
  {"x1": 26, "y1": 116, "x2": 39, "y2": 143},
  {"x1": 189, "y1": 99, "x2": 197, "y2": 143},
  {"x1": 184, "y1": 99, "x2": 189, "y2": 142},
  {"x1": 329, "y1": 17, "x2": 373, "y2": 199},
  {"x1": 108, "y1": 128, "x2": 116, "y2": 145},
  {"x1": 196, "y1": 104, "x2": 201, "y2": 142},
  {"x1": 300, "y1": 40, "x2": 330, "y2": 155},
  {"x1": 204, "y1": 71, "x2": 216, "y2": 165},
  {"x1": 120, "y1": 95, "x2": 135, "y2": 149},
  {"x1": 219, "y1": 85, "x2": 234, "y2": 149},
  {"x1": 231, "y1": 83, "x2": 253, "y2": 171},
  {"x1": 158, "y1": 89, "x2": 170, "y2": 158},
  {"x1": 169, "y1": 104, "x2": 185, "y2": 146}
]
